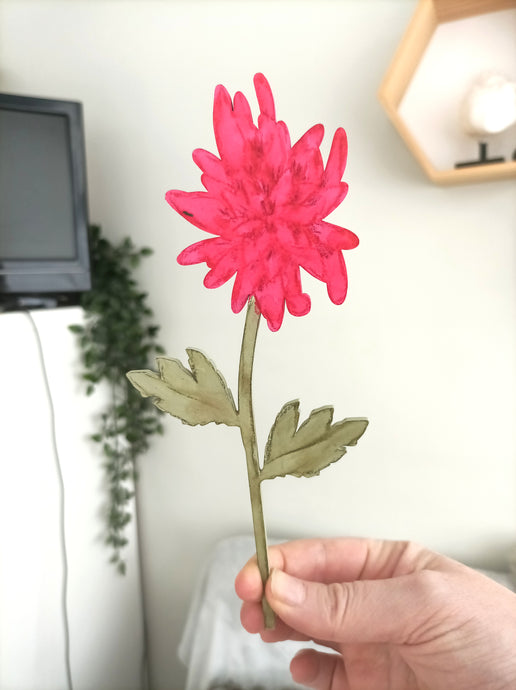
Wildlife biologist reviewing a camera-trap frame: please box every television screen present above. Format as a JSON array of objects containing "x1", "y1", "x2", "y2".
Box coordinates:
[{"x1": 0, "y1": 93, "x2": 91, "y2": 310}]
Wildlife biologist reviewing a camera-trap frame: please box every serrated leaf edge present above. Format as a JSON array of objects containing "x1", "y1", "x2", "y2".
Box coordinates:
[
  {"x1": 126, "y1": 348, "x2": 239, "y2": 427},
  {"x1": 261, "y1": 404, "x2": 368, "y2": 481}
]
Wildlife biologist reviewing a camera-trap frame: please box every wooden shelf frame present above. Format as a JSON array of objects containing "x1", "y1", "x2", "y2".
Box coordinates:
[{"x1": 378, "y1": 0, "x2": 516, "y2": 185}]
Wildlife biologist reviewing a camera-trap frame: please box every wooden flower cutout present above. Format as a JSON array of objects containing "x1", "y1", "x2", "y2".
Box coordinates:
[{"x1": 128, "y1": 74, "x2": 368, "y2": 629}]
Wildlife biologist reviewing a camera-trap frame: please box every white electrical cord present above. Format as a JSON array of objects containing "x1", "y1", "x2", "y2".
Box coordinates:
[{"x1": 24, "y1": 310, "x2": 73, "y2": 690}]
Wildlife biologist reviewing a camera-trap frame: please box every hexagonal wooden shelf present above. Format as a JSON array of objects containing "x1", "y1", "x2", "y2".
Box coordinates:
[{"x1": 378, "y1": 0, "x2": 516, "y2": 184}]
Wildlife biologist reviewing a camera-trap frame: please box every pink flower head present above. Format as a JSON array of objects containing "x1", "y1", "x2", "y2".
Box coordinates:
[{"x1": 166, "y1": 73, "x2": 359, "y2": 332}]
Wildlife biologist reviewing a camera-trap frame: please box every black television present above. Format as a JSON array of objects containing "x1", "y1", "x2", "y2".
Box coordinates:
[{"x1": 0, "y1": 93, "x2": 91, "y2": 311}]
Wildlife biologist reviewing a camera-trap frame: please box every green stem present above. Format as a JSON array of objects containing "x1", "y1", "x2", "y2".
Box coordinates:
[{"x1": 238, "y1": 298, "x2": 275, "y2": 629}]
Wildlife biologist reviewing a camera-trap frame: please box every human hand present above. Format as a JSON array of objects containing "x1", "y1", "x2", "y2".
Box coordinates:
[{"x1": 235, "y1": 537, "x2": 516, "y2": 690}]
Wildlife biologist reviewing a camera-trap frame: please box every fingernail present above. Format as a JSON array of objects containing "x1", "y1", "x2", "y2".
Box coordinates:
[{"x1": 270, "y1": 568, "x2": 306, "y2": 606}]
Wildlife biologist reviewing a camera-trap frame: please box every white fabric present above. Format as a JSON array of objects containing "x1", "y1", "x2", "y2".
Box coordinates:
[{"x1": 178, "y1": 535, "x2": 315, "y2": 690}]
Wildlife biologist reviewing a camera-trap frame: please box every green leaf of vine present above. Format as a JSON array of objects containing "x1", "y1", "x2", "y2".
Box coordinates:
[
  {"x1": 127, "y1": 349, "x2": 239, "y2": 427},
  {"x1": 261, "y1": 400, "x2": 368, "y2": 481}
]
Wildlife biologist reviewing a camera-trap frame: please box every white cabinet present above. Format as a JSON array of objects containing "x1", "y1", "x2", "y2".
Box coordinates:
[{"x1": 0, "y1": 307, "x2": 145, "y2": 690}]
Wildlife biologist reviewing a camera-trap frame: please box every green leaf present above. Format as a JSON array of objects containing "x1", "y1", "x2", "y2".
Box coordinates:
[
  {"x1": 73, "y1": 225, "x2": 167, "y2": 572},
  {"x1": 126, "y1": 349, "x2": 239, "y2": 427},
  {"x1": 68, "y1": 324, "x2": 84, "y2": 335},
  {"x1": 261, "y1": 400, "x2": 368, "y2": 481}
]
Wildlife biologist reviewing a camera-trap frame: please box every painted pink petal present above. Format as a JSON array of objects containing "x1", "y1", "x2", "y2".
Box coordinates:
[
  {"x1": 283, "y1": 264, "x2": 311, "y2": 316},
  {"x1": 231, "y1": 266, "x2": 258, "y2": 314},
  {"x1": 192, "y1": 148, "x2": 225, "y2": 180},
  {"x1": 199, "y1": 174, "x2": 231, "y2": 200},
  {"x1": 177, "y1": 237, "x2": 229, "y2": 266},
  {"x1": 233, "y1": 90, "x2": 253, "y2": 121},
  {"x1": 317, "y1": 182, "x2": 350, "y2": 217},
  {"x1": 323, "y1": 251, "x2": 348, "y2": 304},
  {"x1": 290, "y1": 125, "x2": 325, "y2": 185},
  {"x1": 284, "y1": 182, "x2": 348, "y2": 225},
  {"x1": 292, "y1": 122, "x2": 325, "y2": 149},
  {"x1": 296, "y1": 247, "x2": 326, "y2": 282},
  {"x1": 213, "y1": 85, "x2": 255, "y2": 170},
  {"x1": 324, "y1": 127, "x2": 348, "y2": 183},
  {"x1": 203, "y1": 250, "x2": 238, "y2": 288},
  {"x1": 277, "y1": 223, "x2": 313, "y2": 258},
  {"x1": 315, "y1": 221, "x2": 359, "y2": 250},
  {"x1": 166, "y1": 190, "x2": 230, "y2": 235},
  {"x1": 255, "y1": 276, "x2": 285, "y2": 332},
  {"x1": 253, "y1": 73, "x2": 276, "y2": 121},
  {"x1": 255, "y1": 116, "x2": 291, "y2": 179}
]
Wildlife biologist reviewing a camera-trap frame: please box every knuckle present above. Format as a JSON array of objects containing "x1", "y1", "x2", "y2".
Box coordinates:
[
  {"x1": 396, "y1": 539, "x2": 433, "y2": 573},
  {"x1": 406, "y1": 569, "x2": 458, "y2": 643},
  {"x1": 322, "y1": 582, "x2": 352, "y2": 638},
  {"x1": 412, "y1": 568, "x2": 451, "y2": 604}
]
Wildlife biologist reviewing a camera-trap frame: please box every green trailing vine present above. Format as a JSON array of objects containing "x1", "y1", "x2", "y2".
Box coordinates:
[{"x1": 70, "y1": 225, "x2": 165, "y2": 573}]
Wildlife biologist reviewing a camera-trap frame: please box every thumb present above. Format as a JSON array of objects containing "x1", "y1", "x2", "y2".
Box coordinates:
[{"x1": 266, "y1": 568, "x2": 435, "y2": 645}]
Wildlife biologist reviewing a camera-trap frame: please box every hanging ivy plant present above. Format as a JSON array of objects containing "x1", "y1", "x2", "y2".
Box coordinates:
[{"x1": 70, "y1": 225, "x2": 165, "y2": 574}]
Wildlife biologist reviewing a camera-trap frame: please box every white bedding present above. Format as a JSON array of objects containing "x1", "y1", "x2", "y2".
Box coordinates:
[{"x1": 178, "y1": 535, "x2": 321, "y2": 690}]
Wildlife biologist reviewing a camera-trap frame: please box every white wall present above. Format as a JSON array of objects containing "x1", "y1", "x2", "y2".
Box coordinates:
[
  {"x1": 1, "y1": 2, "x2": 515, "y2": 689},
  {"x1": 0, "y1": 309, "x2": 145, "y2": 690}
]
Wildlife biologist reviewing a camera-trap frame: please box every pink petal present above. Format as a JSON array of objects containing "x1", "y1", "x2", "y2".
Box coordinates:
[
  {"x1": 282, "y1": 195, "x2": 322, "y2": 224},
  {"x1": 291, "y1": 124, "x2": 325, "y2": 158},
  {"x1": 297, "y1": 247, "x2": 326, "y2": 281},
  {"x1": 283, "y1": 264, "x2": 311, "y2": 316},
  {"x1": 255, "y1": 116, "x2": 291, "y2": 177},
  {"x1": 199, "y1": 173, "x2": 230, "y2": 198},
  {"x1": 273, "y1": 175, "x2": 317, "y2": 215},
  {"x1": 231, "y1": 264, "x2": 260, "y2": 313},
  {"x1": 166, "y1": 190, "x2": 226, "y2": 233},
  {"x1": 316, "y1": 221, "x2": 359, "y2": 250},
  {"x1": 276, "y1": 221, "x2": 309, "y2": 252},
  {"x1": 282, "y1": 181, "x2": 348, "y2": 225},
  {"x1": 213, "y1": 83, "x2": 233, "y2": 147},
  {"x1": 289, "y1": 124, "x2": 325, "y2": 188},
  {"x1": 233, "y1": 90, "x2": 253, "y2": 121},
  {"x1": 324, "y1": 127, "x2": 348, "y2": 183},
  {"x1": 317, "y1": 182, "x2": 349, "y2": 218},
  {"x1": 255, "y1": 277, "x2": 285, "y2": 332},
  {"x1": 192, "y1": 148, "x2": 224, "y2": 178},
  {"x1": 213, "y1": 84, "x2": 255, "y2": 170},
  {"x1": 231, "y1": 238, "x2": 266, "y2": 313},
  {"x1": 253, "y1": 73, "x2": 276, "y2": 121},
  {"x1": 177, "y1": 237, "x2": 229, "y2": 266},
  {"x1": 254, "y1": 234, "x2": 286, "y2": 282},
  {"x1": 324, "y1": 252, "x2": 348, "y2": 304},
  {"x1": 203, "y1": 251, "x2": 238, "y2": 288}
]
